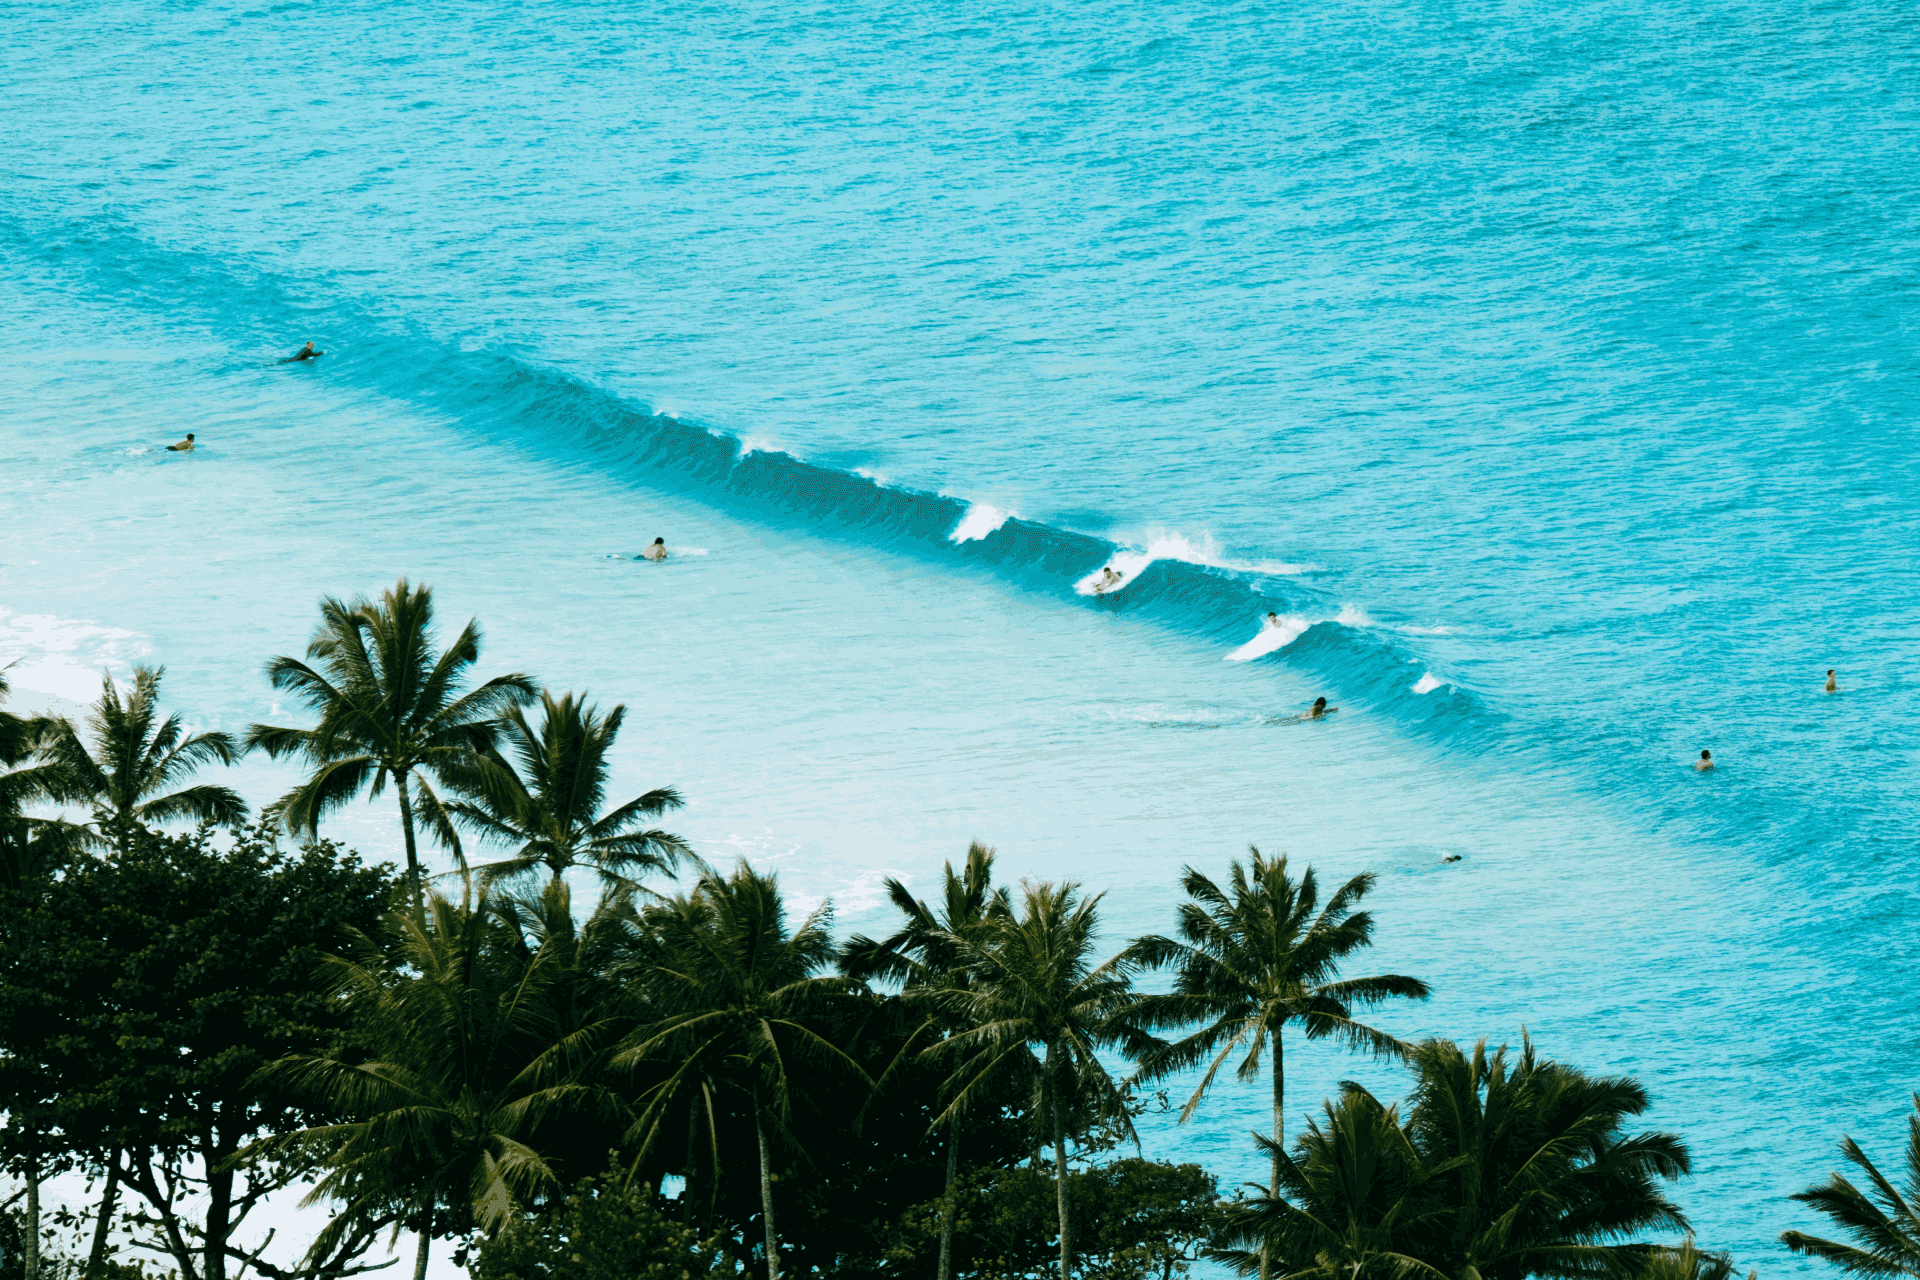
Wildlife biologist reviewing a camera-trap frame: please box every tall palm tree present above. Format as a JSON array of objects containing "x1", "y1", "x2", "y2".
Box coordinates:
[
  {"x1": 615, "y1": 861, "x2": 868, "y2": 1280},
  {"x1": 1214, "y1": 1086, "x2": 1449, "y2": 1280},
  {"x1": 438, "y1": 691, "x2": 689, "y2": 894},
  {"x1": 931, "y1": 879, "x2": 1147, "y2": 1280},
  {"x1": 250, "y1": 888, "x2": 598, "y2": 1280},
  {"x1": 841, "y1": 842, "x2": 1019, "y2": 1280},
  {"x1": 1403, "y1": 1035, "x2": 1690, "y2": 1280},
  {"x1": 36, "y1": 666, "x2": 245, "y2": 852},
  {"x1": 245, "y1": 580, "x2": 535, "y2": 905},
  {"x1": 1127, "y1": 849, "x2": 1430, "y2": 1280},
  {"x1": 1782, "y1": 1094, "x2": 1920, "y2": 1277}
]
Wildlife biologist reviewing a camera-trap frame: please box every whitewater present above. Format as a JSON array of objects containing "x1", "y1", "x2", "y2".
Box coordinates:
[{"x1": 4, "y1": 0, "x2": 1918, "y2": 1272}]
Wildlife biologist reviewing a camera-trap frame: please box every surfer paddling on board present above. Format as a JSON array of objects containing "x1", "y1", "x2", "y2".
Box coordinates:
[
  {"x1": 165, "y1": 433, "x2": 196, "y2": 452},
  {"x1": 1307, "y1": 696, "x2": 1337, "y2": 720},
  {"x1": 1092, "y1": 566, "x2": 1121, "y2": 595},
  {"x1": 640, "y1": 537, "x2": 668, "y2": 562},
  {"x1": 1825, "y1": 669, "x2": 1839, "y2": 692},
  {"x1": 279, "y1": 341, "x2": 325, "y2": 363},
  {"x1": 1265, "y1": 611, "x2": 1281, "y2": 628},
  {"x1": 1695, "y1": 749, "x2": 1714, "y2": 772}
]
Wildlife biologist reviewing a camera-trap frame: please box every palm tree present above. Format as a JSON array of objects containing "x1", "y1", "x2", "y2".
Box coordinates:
[
  {"x1": 1403, "y1": 1035, "x2": 1690, "y2": 1280},
  {"x1": 841, "y1": 842, "x2": 1019, "y2": 1280},
  {"x1": 1128, "y1": 849, "x2": 1430, "y2": 1280},
  {"x1": 1214, "y1": 1086, "x2": 1449, "y2": 1280},
  {"x1": 616, "y1": 861, "x2": 868, "y2": 1280},
  {"x1": 931, "y1": 879, "x2": 1146, "y2": 1280},
  {"x1": 1646, "y1": 1239, "x2": 1753, "y2": 1280},
  {"x1": 438, "y1": 691, "x2": 688, "y2": 894},
  {"x1": 1782, "y1": 1094, "x2": 1920, "y2": 1277},
  {"x1": 36, "y1": 666, "x2": 245, "y2": 852},
  {"x1": 250, "y1": 887, "x2": 599, "y2": 1280},
  {"x1": 245, "y1": 580, "x2": 534, "y2": 905},
  {"x1": 0, "y1": 668, "x2": 79, "y2": 888}
]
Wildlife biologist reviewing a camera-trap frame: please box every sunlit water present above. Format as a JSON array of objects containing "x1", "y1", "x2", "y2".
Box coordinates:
[{"x1": 3, "y1": 0, "x2": 1918, "y2": 1272}]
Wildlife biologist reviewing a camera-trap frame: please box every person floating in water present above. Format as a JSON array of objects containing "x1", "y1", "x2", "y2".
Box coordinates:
[
  {"x1": 1695, "y1": 749, "x2": 1714, "y2": 772},
  {"x1": 640, "y1": 537, "x2": 668, "y2": 562},
  {"x1": 279, "y1": 341, "x2": 326, "y2": 363},
  {"x1": 1307, "y1": 696, "x2": 1337, "y2": 719},
  {"x1": 1265, "y1": 611, "x2": 1280, "y2": 628},
  {"x1": 1440, "y1": 854, "x2": 1463, "y2": 864},
  {"x1": 166, "y1": 433, "x2": 196, "y2": 452},
  {"x1": 1825, "y1": 668, "x2": 1839, "y2": 693},
  {"x1": 1093, "y1": 566, "x2": 1121, "y2": 594}
]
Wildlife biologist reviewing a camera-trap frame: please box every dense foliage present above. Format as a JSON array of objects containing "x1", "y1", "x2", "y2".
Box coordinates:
[{"x1": 8, "y1": 578, "x2": 1875, "y2": 1280}]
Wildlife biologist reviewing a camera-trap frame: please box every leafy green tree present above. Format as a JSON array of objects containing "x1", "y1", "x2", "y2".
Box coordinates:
[
  {"x1": 441, "y1": 691, "x2": 688, "y2": 893},
  {"x1": 0, "y1": 824, "x2": 394, "y2": 1280},
  {"x1": 1128, "y1": 849, "x2": 1429, "y2": 1280},
  {"x1": 1645, "y1": 1239, "x2": 1753, "y2": 1280},
  {"x1": 37, "y1": 666, "x2": 245, "y2": 852},
  {"x1": 251, "y1": 886, "x2": 611, "y2": 1280},
  {"x1": 245, "y1": 580, "x2": 535, "y2": 905},
  {"x1": 1403, "y1": 1035, "x2": 1689, "y2": 1280},
  {"x1": 841, "y1": 841, "x2": 1020, "y2": 1280},
  {"x1": 468, "y1": 1157, "x2": 725, "y2": 1280},
  {"x1": 617, "y1": 861, "x2": 869, "y2": 1280},
  {"x1": 1782, "y1": 1094, "x2": 1920, "y2": 1277},
  {"x1": 932, "y1": 880, "x2": 1147, "y2": 1280}
]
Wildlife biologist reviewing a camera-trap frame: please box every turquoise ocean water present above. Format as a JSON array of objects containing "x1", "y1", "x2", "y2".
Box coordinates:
[{"x1": 4, "y1": 0, "x2": 1918, "y2": 1271}]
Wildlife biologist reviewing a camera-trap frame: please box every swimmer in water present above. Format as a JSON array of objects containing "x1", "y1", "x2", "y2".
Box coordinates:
[
  {"x1": 1093, "y1": 566, "x2": 1122, "y2": 594},
  {"x1": 165, "y1": 433, "x2": 196, "y2": 452},
  {"x1": 1695, "y1": 749, "x2": 1714, "y2": 772},
  {"x1": 280, "y1": 341, "x2": 325, "y2": 363},
  {"x1": 1265, "y1": 611, "x2": 1280, "y2": 628},
  {"x1": 1440, "y1": 854, "x2": 1462, "y2": 864},
  {"x1": 1825, "y1": 669, "x2": 1838, "y2": 693},
  {"x1": 1307, "y1": 696, "x2": 1337, "y2": 720},
  {"x1": 640, "y1": 537, "x2": 668, "y2": 562}
]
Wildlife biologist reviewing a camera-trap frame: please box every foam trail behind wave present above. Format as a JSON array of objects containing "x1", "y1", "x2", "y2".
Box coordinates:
[
  {"x1": 949, "y1": 502, "x2": 1010, "y2": 543},
  {"x1": 1226, "y1": 615, "x2": 1316, "y2": 660}
]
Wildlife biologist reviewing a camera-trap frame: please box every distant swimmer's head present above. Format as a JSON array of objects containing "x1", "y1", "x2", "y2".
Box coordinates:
[
  {"x1": 185, "y1": 433, "x2": 195, "y2": 442},
  {"x1": 1696, "y1": 749, "x2": 1714, "y2": 771},
  {"x1": 1314, "y1": 697, "x2": 1327, "y2": 710},
  {"x1": 652, "y1": 537, "x2": 665, "y2": 546},
  {"x1": 302, "y1": 341, "x2": 315, "y2": 352},
  {"x1": 1827, "y1": 669, "x2": 1835, "y2": 676},
  {"x1": 1826, "y1": 668, "x2": 1838, "y2": 691}
]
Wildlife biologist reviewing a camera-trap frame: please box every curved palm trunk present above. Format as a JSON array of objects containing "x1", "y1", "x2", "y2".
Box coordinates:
[
  {"x1": 396, "y1": 772, "x2": 424, "y2": 907},
  {"x1": 755, "y1": 1104, "x2": 781, "y2": 1280},
  {"x1": 937, "y1": 1117, "x2": 960, "y2": 1280},
  {"x1": 1260, "y1": 1034, "x2": 1285, "y2": 1280},
  {"x1": 88, "y1": 1152, "x2": 122, "y2": 1273},
  {"x1": 412, "y1": 1206, "x2": 432, "y2": 1280}
]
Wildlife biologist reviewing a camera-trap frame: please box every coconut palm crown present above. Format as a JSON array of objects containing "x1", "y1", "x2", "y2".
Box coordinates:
[
  {"x1": 245, "y1": 580, "x2": 534, "y2": 904},
  {"x1": 38, "y1": 665, "x2": 245, "y2": 851},
  {"x1": 1782, "y1": 1094, "x2": 1920, "y2": 1278},
  {"x1": 438, "y1": 691, "x2": 688, "y2": 894}
]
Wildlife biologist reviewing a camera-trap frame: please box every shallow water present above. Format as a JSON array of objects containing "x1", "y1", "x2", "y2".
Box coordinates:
[{"x1": 4, "y1": 0, "x2": 1918, "y2": 1271}]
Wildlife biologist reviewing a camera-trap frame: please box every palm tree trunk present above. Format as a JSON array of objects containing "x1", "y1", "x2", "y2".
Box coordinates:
[
  {"x1": 755, "y1": 1104, "x2": 780, "y2": 1280},
  {"x1": 937, "y1": 1116, "x2": 960, "y2": 1280},
  {"x1": 396, "y1": 772, "x2": 423, "y2": 907},
  {"x1": 1260, "y1": 1034, "x2": 1285, "y2": 1280},
  {"x1": 412, "y1": 1206, "x2": 432, "y2": 1280},
  {"x1": 24, "y1": 1152, "x2": 40, "y2": 1280},
  {"x1": 87, "y1": 1152, "x2": 122, "y2": 1274},
  {"x1": 1052, "y1": 1090, "x2": 1071, "y2": 1280}
]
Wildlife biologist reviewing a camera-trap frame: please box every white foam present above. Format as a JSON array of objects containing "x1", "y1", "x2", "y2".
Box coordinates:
[
  {"x1": 1225, "y1": 614, "x2": 1317, "y2": 661},
  {"x1": 1333, "y1": 604, "x2": 1374, "y2": 628},
  {"x1": 949, "y1": 502, "x2": 1011, "y2": 543},
  {"x1": 736, "y1": 436, "x2": 779, "y2": 458},
  {"x1": 0, "y1": 609, "x2": 148, "y2": 702},
  {"x1": 1412, "y1": 672, "x2": 1445, "y2": 694},
  {"x1": 1101, "y1": 527, "x2": 1318, "y2": 577},
  {"x1": 1075, "y1": 548, "x2": 1156, "y2": 596}
]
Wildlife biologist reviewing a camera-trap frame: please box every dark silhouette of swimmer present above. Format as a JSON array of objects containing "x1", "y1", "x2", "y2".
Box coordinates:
[
  {"x1": 1307, "y1": 696, "x2": 1337, "y2": 719},
  {"x1": 1825, "y1": 668, "x2": 1838, "y2": 693},
  {"x1": 1695, "y1": 749, "x2": 1714, "y2": 772},
  {"x1": 1441, "y1": 854, "x2": 1463, "y2": 864},
  {"x1": 166, "y1": 433, "x2": 196, "y2": 452},
  {"x1": 280, "y1": 341, "x2": 325, "y2": 363},
  {"x1": 640, "y1": 537, "x2": 668, "y2": 562}
]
